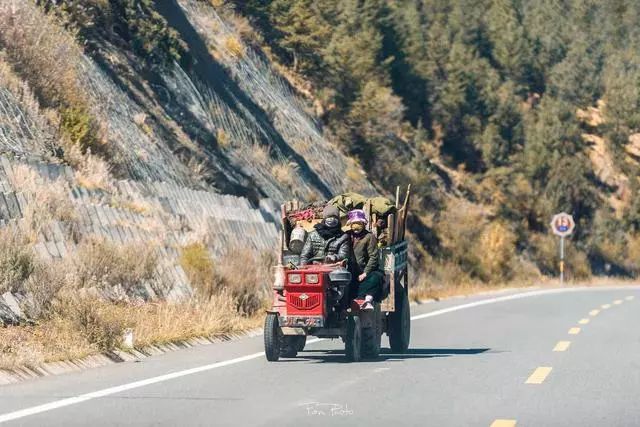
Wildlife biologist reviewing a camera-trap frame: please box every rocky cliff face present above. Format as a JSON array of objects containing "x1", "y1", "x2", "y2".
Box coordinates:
[{"x1": 0, "y1": 0, "x2": 375, "y2": 323}]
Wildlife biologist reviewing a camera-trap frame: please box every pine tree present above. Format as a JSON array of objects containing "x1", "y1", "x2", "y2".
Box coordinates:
[
  {"x1": 547, "y1": 35, "x2": 603, "y2": 106},
  {"x1": 485, "y1": 0, "x2": 534, "y2": 88},
  {"x1": 268, "y1": 0, "x2": 334, "y2": 77}
]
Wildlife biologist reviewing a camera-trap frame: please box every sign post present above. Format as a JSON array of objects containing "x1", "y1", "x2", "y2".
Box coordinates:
[{"x1": 550, "y1": 213, "x2": 575, "y2": 285}]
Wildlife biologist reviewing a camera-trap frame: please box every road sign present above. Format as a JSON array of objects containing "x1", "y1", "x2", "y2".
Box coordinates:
[
  {"x1": 550, "y1": 213, "x2": 575, "y2": 237},
  {"x1": 550, "y1": 213, "x2": 575, "y2": 285}
]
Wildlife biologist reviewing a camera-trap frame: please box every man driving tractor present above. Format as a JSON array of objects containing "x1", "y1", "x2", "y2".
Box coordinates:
[{"x1": 300, "y1": 205, "x2": 349, "y2": 265}]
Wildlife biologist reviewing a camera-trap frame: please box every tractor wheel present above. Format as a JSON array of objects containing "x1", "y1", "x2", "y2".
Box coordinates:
[
  {"x1": 361, "y1": 304, "x2": 382, "y2": 358},
  {"x1": 279, "y1": 336, "x2": 301, "y2": 358},
  {"x1": 388, "y1": 290, "x2": 410, "y2": 353},
  {"x1": 264, "y1": 313, "x2": 281, "y2": 362},
  {"x1": 345, "y1": 315, "x2": 362, "y2": 362}
]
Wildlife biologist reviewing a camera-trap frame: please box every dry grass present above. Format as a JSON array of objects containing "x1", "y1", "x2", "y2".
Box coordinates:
[
  {"x1": 21, "y1": 258, "x2": 70, "y2": 319},
  {"x1": 214, "y1": 247, "x2": 273, "y2": 314},
  {"x1": 10, "y1": 165, "x2": 77, "y2": 242},
  {"x1": 110, "y1": 197, "x2": 152, "y2": 215},
  {"x1": 0, "y1": 294, "x2": 261, "y2": 370},
  {"x1": 0, "y1": 227, "x2": 36, "y2": 294},
  {"x1": 0, "y1": 317, "x2": 94, "y2": 369},
  {"x1": 249, "y1": 143, "x2": 270, "y2": 166},
  {"x1": 122, "y1": 294, "x2": 260, "y2": 348},
  {"x1": 476, "y1": 221, "x2": 518, "y2": 282},
  {"x1": 73, "y1": 150, "x2": 115, "y2": 192},
  {"x1": 133, "y1": 112, "x2": 153, "y2": 135},
  {"x1": 224, "y1": 35, "x2": 245, "y2": 58},
  {"x1": 0, "y1": 1, "x2": 83, "y2": 107},
  {"x1": 180, "y1": 243, "x2": 216, "y2": 298},
  {"x1": 181, "y1": 244, "x2": 272, "y2": 315},
  {"x1": 271, "y1": 161, "x2": 296, "y2": 188},
  {"x1": 0, "y1": 1, "x2": 105, "y2": 155},
  {"x1": 216, "y1": 128, "x2": 230, "y2": 149},
  {"x1": 73, "y1": 237, "x2": 158, "y2": 294}
]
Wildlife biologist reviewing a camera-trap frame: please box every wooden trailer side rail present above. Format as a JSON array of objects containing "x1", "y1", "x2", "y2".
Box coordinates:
[{"x1": 380, "y1": 240, "x2": 409, "y2": 312}]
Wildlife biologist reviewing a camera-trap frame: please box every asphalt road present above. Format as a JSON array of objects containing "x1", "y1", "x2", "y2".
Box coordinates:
[{"x1": 0, "y1": 286, "x2": 639, "y2": 427}]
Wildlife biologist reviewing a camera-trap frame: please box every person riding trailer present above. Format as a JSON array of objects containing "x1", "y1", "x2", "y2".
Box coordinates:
[
  {"x1": 300, "y1": 205, "x2": 349, "y2": 266},
  {"x1": 346, "y1": 209, "x2": 383, "y2": 311}
]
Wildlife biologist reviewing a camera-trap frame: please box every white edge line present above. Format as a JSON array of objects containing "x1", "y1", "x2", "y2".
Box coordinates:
[{"x1": 0, "y1": 286, "x2": 638, "y2": 423}]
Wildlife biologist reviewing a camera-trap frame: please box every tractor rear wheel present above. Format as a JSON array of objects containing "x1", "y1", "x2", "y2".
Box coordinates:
[
  {"x1": 264, "y1": 313, "x2": 281, "y2": 362},
  {"x1": 345, "y1": 315, "x2": 362, "y2": 362},
  {"x1": 388, "y1": 290, "x2": 410, "y2": 353},
  {"x1": 361, "y1": 304, "x2": 382, "y2": 358}
]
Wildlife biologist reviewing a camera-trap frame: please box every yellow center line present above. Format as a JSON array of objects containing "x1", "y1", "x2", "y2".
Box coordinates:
[
  {"x1": 553, "y1": 341, "x2": 571, "y2": 352},
  {"x1": 601, "y1": 304, "x2": 611, "y2": 309},
  {"x1": 526, "y1": 367, "x2": 552, "y2": 384},
  {"x1": 578, "y1": 318, "x2": 590, "y2": 325},
  {"x1": 626, "y1": 296, "x2": 635, "y2": 301},
  {"x1": 490, "y1": 420, "x2": 517, "y2": 427},
  {"x1": 589, "y1": 309, "x2": 600, "y2": 316},
  {"x1": 568, "y1": 327, "x2": 581, "y2": 335},
  {"x1": 613, "y1": 300, "x2": 623, "y2": 305}
]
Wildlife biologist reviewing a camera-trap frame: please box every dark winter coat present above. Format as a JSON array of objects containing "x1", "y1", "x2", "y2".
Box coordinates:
[
  {"x1": 300, "y1": 224, "x2": 350, "y2": 265},
  {"x1": 348, "y1": 230, "x2": 379, "y2": 275}
]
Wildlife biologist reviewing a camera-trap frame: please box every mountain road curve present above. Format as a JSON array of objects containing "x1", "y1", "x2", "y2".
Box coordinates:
[{"x1": 0, "y1": 285, "x2": 639, "y2": 427}]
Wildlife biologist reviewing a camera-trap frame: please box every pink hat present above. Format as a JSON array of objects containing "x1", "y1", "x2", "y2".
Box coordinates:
[{"x1": 347, "y1": 209, "x2": 367, "y2": 225}]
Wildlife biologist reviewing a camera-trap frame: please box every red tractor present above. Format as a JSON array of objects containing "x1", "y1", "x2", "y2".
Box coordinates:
[{"x1": 264, "y1": 187, "x2": 411, "y2": 362}]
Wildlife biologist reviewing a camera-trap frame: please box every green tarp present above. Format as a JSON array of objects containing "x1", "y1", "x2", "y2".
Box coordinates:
[{"x1": 328, "y1": 193, "x2": 396, "y2": 217}]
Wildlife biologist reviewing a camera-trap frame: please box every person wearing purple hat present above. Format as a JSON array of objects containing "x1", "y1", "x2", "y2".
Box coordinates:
[{"x1": 346, "y1": 209, "x2": 382, "y2": 310}]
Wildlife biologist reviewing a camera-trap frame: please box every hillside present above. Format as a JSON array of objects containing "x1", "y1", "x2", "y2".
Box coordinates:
[
  {"x1": 230, "y1": 0, "x2": 640, "y2": 282},
  {"x1": 0, "y1": 0, "x2": 639, "y2": 365}
]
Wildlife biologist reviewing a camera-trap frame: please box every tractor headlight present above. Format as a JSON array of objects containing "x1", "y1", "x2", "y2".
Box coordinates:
[
  {"x1": 306, "y1": 273, "x2": 319, "y2": 284},
  {"x1": 288, "y1": 273, "x2": 302, "y2": 284}
]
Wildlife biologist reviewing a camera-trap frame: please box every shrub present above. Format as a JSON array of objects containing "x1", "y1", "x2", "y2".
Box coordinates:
[
  {"x1": 180, "y1": 243, "x2": 217, "y2": 298},
  {"x1": 60, "y1": 106, "x2": 104, "y2": 153},
  {"x1": 54, "y1": 295, "x2": 128, "y2": 351},
  {"x1": 626, "y1": 233, "x2": 640, "y2": 275},
  {"x1": 22, "y1": 259, "x2": 70, "y2": 319},
  {"x1": 528, "y1": 233, "x2": 559, "y2": 275},
  {"x1": 11, "y1": 165, "x2": 77, "y2": 242},
  {"x1": 216, "y1": 128, "x2": 230, "y2": 149},
  {"x1": 214, "y1": 247, "x2": 272, "y2": 315},
  {"x1": 224, "y1": 35, "x2": 245, "y2": 58},
  {"x1": 0, "y1": 228, "x2": 36, "y2": 294},
  {"x1": 271, "y1": 161, "x2": 296, "y2": 188},
  {"x1": 567, "y1": 249, "x2": 592, "y2": 281},
  {"x1": 74, "y1": 237, "x2": 158, "y2": 294},
  {"x1": 180, "y1": 243, "x2": 270, "y2": 315},
  {"x1": 0, "y1": 1, "x2": 105, "y2": 155},
  {"x1": 434, "y1": 198, "x2": 487, "y2": 275},
  {"x1": 74, "y1": 150, "x2": 115, "y2": 192},
  {"x1": 476, "y1": 221, "x2": 517, "y2": 283}
]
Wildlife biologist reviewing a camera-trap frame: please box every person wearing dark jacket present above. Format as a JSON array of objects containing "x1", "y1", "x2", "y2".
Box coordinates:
[
  {"x1": 300, "y1": 205, "x2": 350, "y2": 265},
  {"x1": 346, "y1": 209, "x2": 382, "y2": 311}
]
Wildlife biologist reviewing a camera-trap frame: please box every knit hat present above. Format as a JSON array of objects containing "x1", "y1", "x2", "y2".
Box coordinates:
[
  {"x1": 347, "y1": 209, "x2": 367, "y2": 225},
  {"x1": 322, "y1": 204, "x2": 340, "y2": 219}
]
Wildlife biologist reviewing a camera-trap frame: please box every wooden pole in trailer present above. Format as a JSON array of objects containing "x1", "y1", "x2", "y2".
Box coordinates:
[{"x1": 401, "y1": 185, "x2": 411, "y2": 240}]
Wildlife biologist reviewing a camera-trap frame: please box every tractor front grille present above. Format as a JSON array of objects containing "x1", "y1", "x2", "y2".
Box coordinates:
[{"x1": 288, "y1": 293, "x2": 321, "y2": 311}]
